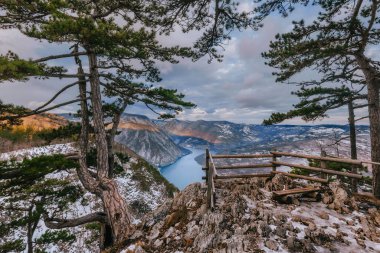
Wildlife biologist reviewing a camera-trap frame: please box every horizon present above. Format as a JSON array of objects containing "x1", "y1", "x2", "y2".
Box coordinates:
[{"x1": 58, "y1": 112, "x2": 370, "y2": 127}]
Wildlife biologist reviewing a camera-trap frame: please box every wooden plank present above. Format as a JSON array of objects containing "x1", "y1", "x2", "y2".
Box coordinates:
[
  {"x1": 361, "y1": 160, "x2": 380, "y2": 166},
  {"x1": 212, "y1": 154, "x2": 273, "y2": 159},
  {"x1": 271, "y1": 151, "x2": 362, "y2": 166},
  {"x1": 353, "y1": 192, "x2": 380, "y2": 207},
  {"x1": 215, "y1": 173, "x2": 272, "y2": 179},
  {"x1": 215, "y1": 163, "x2": 273, "y2": 170},
  {"x1": 273, "y1": 187, "x2": 320, "y2": 197},
  {"x1": 272, "y1": 161, "x2": 363, "y2": 179},
  {"x1": 272, "y1": 171, "x2": 328, "y2": 183}
]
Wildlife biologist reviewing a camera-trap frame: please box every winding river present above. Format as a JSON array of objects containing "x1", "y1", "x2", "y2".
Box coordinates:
[{"x1": 159, "y1": 148, "x2": 204, "y2": 190}]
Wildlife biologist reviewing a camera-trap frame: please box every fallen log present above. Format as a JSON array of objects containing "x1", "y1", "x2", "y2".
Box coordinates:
[
  {"x1": 272, "y1": 187, "x2": 321, "y2": 197},
  {"x1": 353, "y1": 192, "x2": 380, "y2": 207},
  {"x1": 272, "y1": 171, "x2": 328, "y2": 183},
  {"x1": 215, "y1": 173, "x2": 273, "y2": 179},
  {"x1": 272, "y1": 161, "x2": 363, "y2": 179}
]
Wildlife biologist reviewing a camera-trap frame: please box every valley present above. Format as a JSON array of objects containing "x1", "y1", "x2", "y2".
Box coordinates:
[{"x1": 90, "y1": 114, "x2": 371, "y2": 189}]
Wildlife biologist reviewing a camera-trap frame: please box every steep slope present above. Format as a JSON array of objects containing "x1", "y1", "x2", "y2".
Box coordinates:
[
  {"x1": 161, "y1": 119, "x2": 258, "y2": 145},
  {"x1": 0, "y1": 143, "x2": 177, "y2": 252},
  {"x1": 14, "y1": 113, "x2": 68, "y2": 131},
  {"x1": 115, "y1": 114, "x2": 188, "y2": 166},
  {"x1": 0, "y1": 113, "x2": 69, "y2": 152}
]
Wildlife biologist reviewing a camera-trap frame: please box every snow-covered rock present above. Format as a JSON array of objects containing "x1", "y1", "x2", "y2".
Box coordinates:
[{"x1": 123, "y1": 176, "x2": 380, "y2": 253}]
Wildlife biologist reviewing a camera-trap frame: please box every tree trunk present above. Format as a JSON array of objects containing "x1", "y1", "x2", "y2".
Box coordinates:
[
  {"x1": 87, "y1": 51, "x2": 132, "y2": 243},
  {"x1": 27, "y1": 205, "x2": 40, "y2": 253},
  {"x1": 76, "y1": 54, "x2": 99, "y2": 195},
  {"x1": 74, "y1": 49, "x2": 112, "y2": 249},
  {"x1": 356, "y1": 55, "x2": 380, "y2": 198},
  {"x1": 27, "y1": 207, "x2": 34, "y2": 253},
  {"x1": 348, "y1": 100, "x2": 358, "y2": 192},
  {"x1": 107, "y1": 101, "x2": 128, "y2": 177}
]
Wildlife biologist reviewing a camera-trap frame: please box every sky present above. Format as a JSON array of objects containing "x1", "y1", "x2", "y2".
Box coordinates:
[{"x1": 0, "y1": 2, "x2": 370, "y2": 125}]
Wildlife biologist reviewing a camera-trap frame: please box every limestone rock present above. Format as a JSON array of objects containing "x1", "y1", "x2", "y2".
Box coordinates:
[{"x1": 265, "y1": 239, "x2": 279, "y2": 251}]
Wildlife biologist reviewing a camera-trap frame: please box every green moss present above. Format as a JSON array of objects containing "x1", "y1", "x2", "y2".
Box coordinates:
[{"x1": 84, "y1": 222, "x2": 102, "y2": 231}]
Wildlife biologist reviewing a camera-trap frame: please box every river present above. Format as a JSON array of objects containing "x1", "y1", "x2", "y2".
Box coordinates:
[{"x1": 159, "y1": 148, "x2": 204, "y2": 190}]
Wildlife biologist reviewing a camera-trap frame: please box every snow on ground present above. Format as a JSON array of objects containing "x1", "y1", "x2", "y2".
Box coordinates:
[
  {"x1": 0, "y1": 143, "x2": 76, "y2": 161},
  {"x1": 289, "y1": 203, "x2": 380, "y2": 252},
  {"x1": 0, "y1": 144, "x2": 174, "y2": 252},
  {"x1": 116, "y1": 157, "x2": 171, "y2": 213}
]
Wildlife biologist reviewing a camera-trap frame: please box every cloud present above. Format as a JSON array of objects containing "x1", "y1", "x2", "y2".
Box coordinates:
[{"x1": 0, "y1": 6, "x2": 368, "y2": 125}]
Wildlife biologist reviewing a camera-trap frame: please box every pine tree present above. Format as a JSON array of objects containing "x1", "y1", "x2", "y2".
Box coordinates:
[
  {"x1": 0, "y1": 155, "x2": 81, "y2": 253},
  {"x1": 255, "y1": 0, "x2": 380, "y2": 198},
  {"x1": 0, "y1": 0, "x2": 256, "y2": 248}
]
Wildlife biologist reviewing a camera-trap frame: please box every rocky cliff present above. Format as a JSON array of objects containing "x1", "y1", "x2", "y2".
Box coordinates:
[
  {"x1": 122, "y1": 176, "x2": 380, "y2": 253},
  {"x1": 115, "y1": 114, "x2": 188, "y2": 166}
]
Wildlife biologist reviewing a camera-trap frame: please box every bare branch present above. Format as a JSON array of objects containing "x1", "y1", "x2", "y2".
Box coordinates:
[
  {"x1": 43, "y1": 212, "x2": 108, "y2": 229},
  {"x1": 353, "y1": 103, "x2": 369, "y2": 109},
  {"x1": 33, "y1": 81, "x2": 84, "y2": 112},
  {"x1": 0, "y1": 98, "x2": 89, "y2": 121},
  {"x1": 33, "y1": 52, "x2": 87, "y2": 63},
  {"x1": 355, "y1": 115, "x2": 369, "y2": 122}
]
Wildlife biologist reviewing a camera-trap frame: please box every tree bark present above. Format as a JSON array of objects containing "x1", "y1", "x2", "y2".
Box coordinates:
[
  {"x1": 87, "y1": 51, "x2": 132, "y2": 243},
  {"x1": 356, "y1": 55, "x2": 380, "y2": 198},
  {"x1": 27, "y1": 206, "x2": 34, "y2": 253},
  {"x1": 348, "y1": 99, "x2": 358, "y2": 192},
  {"x1": 26, "y1": 205, "x2": 40, "y2": 253},
  {"x1": 107, "y1": 101, "x2": 128, "y2": 178},
  {"x1": 44, "y1": 212, "x2": 107, "y2": 229},
  {"x1": 75, "y1": 50, "x2": 99, "y2": 194}
]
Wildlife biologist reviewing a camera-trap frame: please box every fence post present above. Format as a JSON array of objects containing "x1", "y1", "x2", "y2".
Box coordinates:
[
  {"x1": 272, "y1": 148, "x2": 277, "y2": 172},
  {"x1": 205, "y1": 149, "x2": 210, "y2": 183},
  {"x1": 320, "y1": 151, "x2": 327, "y2": 180},
  {"x1": 206, "y1": 149, "x2": 212, "y2": 209},
  {"x1": 351, "y1": 165, "x2": 358, "y2": 193}
]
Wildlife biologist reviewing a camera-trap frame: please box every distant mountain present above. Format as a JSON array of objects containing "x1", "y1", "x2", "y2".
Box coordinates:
[
  {"x1": 160, "y1": 119, "x2": 370, "y2": 151},
  {"x1": 17, "y1": 113, "x2": 68, "y2": 131},
  {"x1": 60, "y1": 112, "x2": 370, "y2": 166},
  {"x1": 115, "y1": 114, "x2": 189, "y2": 166}
]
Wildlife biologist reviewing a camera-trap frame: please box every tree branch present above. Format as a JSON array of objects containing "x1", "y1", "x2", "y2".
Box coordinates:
[
  {"x1": 355, "y1": 115, "x2": 369, "y2": 122},
  {"x1": 33, "y1": 81, "x2": 84, "y2": 112},
  {"x1": 33, "y1": 52, "x2": 87, "y2": 63},
  {"x1": 43, "y1": 212, "x2": 108, "y2": 229},
  {"x1": 0, "y1": 98, "x2": 89, "y2": 121}
]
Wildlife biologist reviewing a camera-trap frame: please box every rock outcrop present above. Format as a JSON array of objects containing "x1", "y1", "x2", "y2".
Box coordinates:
[{"x1": 122, "y1": 176, "x2": 380, "y2": 253}]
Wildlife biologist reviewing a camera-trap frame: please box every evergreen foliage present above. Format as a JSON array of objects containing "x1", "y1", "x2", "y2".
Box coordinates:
[
  {"x1": 263, "y1": 85, "x2": 365, "y2": 125},
  {"x1": 0, "y1": 0, "x2": 259, "y2": 248},
  {"x1": 0, "y1": 155, "x2": 82, "y2": 252},
  {"x1": 254, "y1": 0, "x2": 380, "y2": 196},
  {"x1": 37, "y1": 122, "x2": 82, "y2": 144}
]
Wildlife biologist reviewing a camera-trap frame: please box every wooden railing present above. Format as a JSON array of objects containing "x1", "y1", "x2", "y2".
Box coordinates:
[{"x1": 204, "y1": 149, "x2": 375, "y2": 210}]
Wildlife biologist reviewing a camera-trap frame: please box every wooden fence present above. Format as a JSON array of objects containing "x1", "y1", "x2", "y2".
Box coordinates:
[{"x1": 204, "y1": 149, "x2": 376, "y2": 210}]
